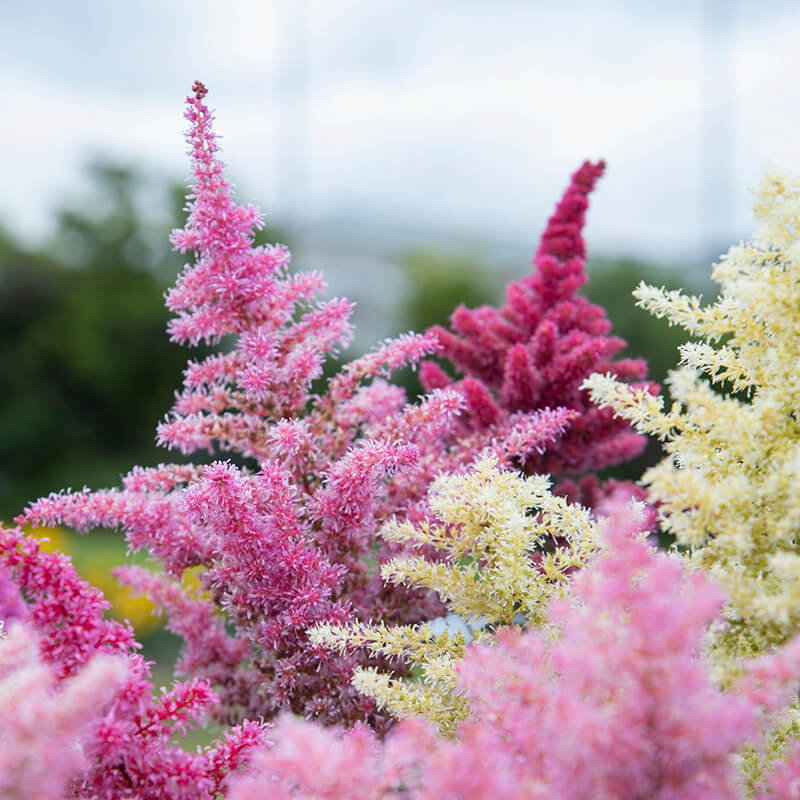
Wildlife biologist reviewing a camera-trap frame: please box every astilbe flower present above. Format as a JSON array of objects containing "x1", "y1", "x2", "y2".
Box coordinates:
[
  {"x1": 755, "y1": 740, "x2": 800, "y2": 800},
  {"x1": 0, "y1": 623, "x2": 126, "y2": 800},
  {"x1": 17, "y1": 82, "x2": 647, "y2": 730},
  {"x1": 420, "y1": 159, "x2": 657, "y2": 496},
  {"x1": 0, "y1": 526, "x2": 266, "y2": 799},
  {"x1": 228, "y1": 509, "x2": 800, "y2": 800},
  {"x1": 584, "y1": 168, "x2": 800, "y2": 667},
  {"x1": 310, "y1": 456, "x2": 599, "y2": 733},
  {"x1": 0, "y1": 564, "x2": 26, "y2": 623}
]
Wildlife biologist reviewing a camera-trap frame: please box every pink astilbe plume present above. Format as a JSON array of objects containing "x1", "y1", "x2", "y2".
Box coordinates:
[
  {"x1": 0, "y1": 526, "x2": 266, "y2": 799},
  {"x1": 0, "y1": 526, "x2": 136, "y2": 678},
  {"x1": 229, "y1": 513, "x2": 800, "y2": 799},
  {"x1": 17, "y1": 83, "x2": 652, "y2": 731},
  {"x1": 453, "y1": 513, "x2": 758, "y2": 799},
  {"x1": 0, "y1": 564, "x2": 26, "y2": 623},
  {"x1": 0, "y1": 623, "x2": 127, "y2": 800},
  {"x1": 422, "y1": 160, "x2": 656, "y2": 492},
  {"x1": 160, "y1": 79, "x2": 357, "y2": 451}
]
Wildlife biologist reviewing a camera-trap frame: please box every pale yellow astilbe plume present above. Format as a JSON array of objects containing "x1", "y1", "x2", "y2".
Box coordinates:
[
  {"x1": 583, "y1": 168, "x2": 800, "y2": 667},
  {"x1": 309, "y1": 455, "x2": 598, "y2": 734}
]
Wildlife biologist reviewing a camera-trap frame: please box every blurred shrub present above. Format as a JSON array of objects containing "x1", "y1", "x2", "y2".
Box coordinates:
[
  {"x1": 398, "y1": 249, "x2": 504, "y2": 334},
  {"x1": 0, "y1": 163, "x2": 185, "y2": 518}
]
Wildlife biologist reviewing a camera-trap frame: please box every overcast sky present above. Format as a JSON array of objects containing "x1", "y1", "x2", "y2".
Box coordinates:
[{"x1": 3, "y1": 1, "x2": 800, "y2": 265}]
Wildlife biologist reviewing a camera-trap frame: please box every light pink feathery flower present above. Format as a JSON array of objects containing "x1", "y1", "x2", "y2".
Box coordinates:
[
  {"x1": 0, "y1": 623, "x2": 127, "y2": 800},
  {"x1": 229, "y1": 511, "x2": 800, "y2": 799},
  {"x1": 449, "y1": 511, "x2": 773, "y2": 800},
  {"x1": 0, "y1": 564, "x2": 26, "y2": 623}
]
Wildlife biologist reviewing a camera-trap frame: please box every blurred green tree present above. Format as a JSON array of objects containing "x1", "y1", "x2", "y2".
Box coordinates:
[
  {"x1": 0, "y1": 163, "x2": 184, "y2": 518},
  {"x1": 398, "y1": 249, "x2": 503, "y2": 334}
]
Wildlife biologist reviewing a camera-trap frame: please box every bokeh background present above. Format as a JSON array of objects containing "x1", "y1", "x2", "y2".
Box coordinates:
[{"x1": 2, "y1": 0, "x2": 797, "y2": 665}]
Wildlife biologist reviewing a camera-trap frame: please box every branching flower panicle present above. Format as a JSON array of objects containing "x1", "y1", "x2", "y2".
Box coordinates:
[
  {"x1": 584, "y1": 168, "x2": 800, "y2": 666},
  {"x1": 232, "y1": 510, "x2": 800, "y2": 799},
  {"x1": 422, "y1": 160, "x2": 657, "y2": 493},
  {"x1": 310, "y1": 456, "x2": 599, "y2": 732}
]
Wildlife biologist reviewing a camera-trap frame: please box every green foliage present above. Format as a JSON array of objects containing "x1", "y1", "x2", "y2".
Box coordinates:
[
  {"x1": 584, "y1": 256, "x2": 712, "y2": 387},
  {"x1": 399, "y1": 249, "x2": 502, "y2": 334}
]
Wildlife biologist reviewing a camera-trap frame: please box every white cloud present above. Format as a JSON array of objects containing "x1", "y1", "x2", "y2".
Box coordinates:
[{"x1": 1, "y1": 0, "x2": 799, "y2": 265}]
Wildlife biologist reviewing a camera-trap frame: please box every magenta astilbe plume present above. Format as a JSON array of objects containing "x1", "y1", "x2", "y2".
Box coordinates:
[
  {"x1": 0, "y1": 526, "x2": 136, "y2": 678},
  {"x1": 178, "y1": 458, "x2": 376, "y2": 725},
  {"x1": 0, "y1": 526, "x2": 266, "y2": 799},
  {"x1": 422, "y1": 160, "x2": 656, "y2": 484},
  {"x1": 167, "y1": 80, "x2": 296, "y2": 348},
  {"x1": 110, "y1": 564, "x2": 255, "y2": 714}
]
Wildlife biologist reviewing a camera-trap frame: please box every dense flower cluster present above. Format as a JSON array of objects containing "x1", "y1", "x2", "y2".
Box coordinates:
[
  {"x1": 0, "y1": 526, "x2": 266, "y2": 799},
  {"x1": 420, "y1": 159, "x2": 655, "y2": 488},
  {"x1": 15, "y1": 81, "x2": 648, "y2": 731},
  {"x1": 229, "y1": 514, "x2": 800, "y2": 799},
  {"x1": 584, "y1": 169, "x2": 800, "y2": 667},
  {"x1": 5, "y1": 82, "x2": 800, "y2": 798},
  {"x1": 311, "y1": 456, "x2": 599, "y2": 733}
]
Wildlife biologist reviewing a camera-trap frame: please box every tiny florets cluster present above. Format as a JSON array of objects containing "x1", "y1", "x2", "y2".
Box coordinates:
[
  {"x1": 310, "y1": 456, "x2": 599, "y2": 732},
  {"x1": 229, "y1": 515, "x2": 800, "y2": 799},
  {"x1": 421, "y1": 160, "x2": 657, "y2": 487},
  {"x1": 11, "y1": 82, "x2": 800, "y2": 799},
  {"x1": 584, "y1": 169, "x2": 800, "y2": 667},
  {"x1": 14, "y1": 82, "x2": 649, "y2": 732},
  {"x1": 0, "y1": 525, "x2": 266, "y2": 799}
]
